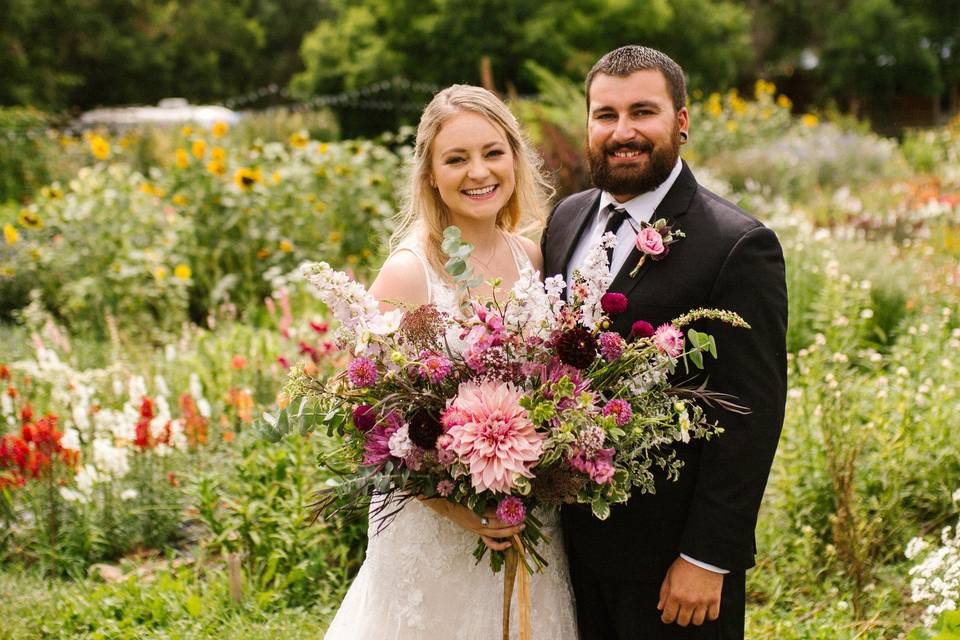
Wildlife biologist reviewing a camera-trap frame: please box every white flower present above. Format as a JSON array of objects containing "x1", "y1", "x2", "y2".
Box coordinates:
[
  {"x1": 60, "y1": 488, "x2": 88, "y2": 504},
  {"x1": 154, "y1": 375, "x2": 170, "y2": 398},
  {"x1": 953, "y1": 488, "x2": 960, "y2": 503},
  {"x1": 906, "y1": 536, "x2": 931, "y2": 560},
  {"x1": 121, "y1": 489, "x2": 139, "y2": 501},
  {"x1": 74, "y1": 464, "x2": 100, "y2": 495},
  {"x1": 0, "y1": 393, "x2": 13, "y2": 418},
  {"x1": 93, "y1": 438, "x2": 130, "y2": 478},
  {"x1": 61, "y1": 427, "x2": 82, "y2": 452},
  {"x1": 572, "y1": 233, "x2": 616, "y2": 330},
  {"x1": 388, "y1": 424, "x2": 414, "y2": 459}
]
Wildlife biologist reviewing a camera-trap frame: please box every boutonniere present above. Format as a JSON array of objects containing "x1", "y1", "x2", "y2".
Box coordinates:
[{"x1": 629, "y1": 218, "x2": 685, "y2": 277}]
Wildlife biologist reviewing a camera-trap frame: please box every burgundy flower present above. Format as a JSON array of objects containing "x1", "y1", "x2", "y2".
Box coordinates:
[
  {"x1": 555, "y1": 327, "x2": 598, "y2": 369},
  {"x1": 407, "y1": 407, "x2": 443, "y2": 449},
  {"x1": 352, "y1": 404, "x2": 377, "y2": 432},
  {"x1": 600, "y1": 292, "x2": 628, "y2": 315},
  {"x1": 629, "y1": 320, "x2": 655, "y2": 340}
]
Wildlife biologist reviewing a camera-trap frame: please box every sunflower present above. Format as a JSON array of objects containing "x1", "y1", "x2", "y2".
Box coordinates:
[
  {"x1": 288, "y1": 130, "x2": 309, "y2": 149},
  {"x1": 17, "y1": 210, "x2": 42, "y2": 230},
  {"x1": 191, "y1": 139, "x2": 207, "y2": 160},
  {"x1": 233, "y1": 167, "x2": 262, "y2": 191},
  {"x1": 175, "y1": 148, "x2": 190, "y2": 169},
  {"x1": 211, "y1": 121, "x2": 229, "y2": 138},
  {"x1": 174, "y1": 264, "x2": 192, "y2": 280},
  {"x1": 3, "y1": 224, "x2": 18, "y2": 246},
  {"x1": 89, "y1": 135, "x2": 110, "y2": 160}
]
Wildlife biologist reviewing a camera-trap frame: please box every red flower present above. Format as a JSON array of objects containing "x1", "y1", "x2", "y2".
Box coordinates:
[
  {"x1": 629, "y1": 320, "x2": 655, "y2": 340},
  {"x1": 309, "y1": 321, "x2": 329, "y2": 334},
  {"x1": 139, "y1": 397, "x2": 154, "y2": 420},
  {"x1": 19, "y1": 403, "x2": 33, "y2": 425},
  {"x1": 231, "y1": 355, "x2": 247, "y2": 369},
  {"x1": 277, "y1": 356, "x2": 290, "y2": 369},
  {"x1": 6, "y1": 385, "x2": 16, "y2": 399},
  {"x1": 167, "y1": 471, "x2": 179, "y2": 487},
  {"x1": 0, "y1": 365, "x2": 9, "y2": 380},
  {"x1": 299, "y1": 341, "x2": 320, "y2": 363},
  {"x1": 600, "y1": 292, "x2": 628, "y2": 315}
]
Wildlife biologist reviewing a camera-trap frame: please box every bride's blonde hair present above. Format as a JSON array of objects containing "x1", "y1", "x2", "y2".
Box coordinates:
[{"x1": 390, "y1": 84, "x2": 553, "y2": 280}]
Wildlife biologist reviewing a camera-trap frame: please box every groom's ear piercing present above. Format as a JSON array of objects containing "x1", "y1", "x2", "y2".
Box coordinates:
[{"x1": 680, "y1": 131, "x2": 689, "y2": 142}]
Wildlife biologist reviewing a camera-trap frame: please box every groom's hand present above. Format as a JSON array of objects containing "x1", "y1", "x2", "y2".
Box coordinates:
[{"x1": 657, "y1": 556, "x2": 723, "y2": 626}]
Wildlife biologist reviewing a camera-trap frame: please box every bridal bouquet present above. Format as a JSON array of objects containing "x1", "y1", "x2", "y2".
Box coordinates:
[{"x1": 261, "y1": 228, "x2": 749, "y2": 574}]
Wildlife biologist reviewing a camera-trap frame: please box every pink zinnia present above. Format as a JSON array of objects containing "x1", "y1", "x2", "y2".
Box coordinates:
[
  {"x1": 598, "y1": 332, "x2": 625, "y2": 361},
  {"x1": 420, "y1": 351, "x2": 452, "y2": 384},
  {"x1": 496, "y1": 496, "x2": 527, "y2": 526},
  {"x1": 603, "y1": 399, "x2": 633, "y2": 426},
  {"x1": 347, "y1": 357, "x2": 378, "y2": 387},
  {"x1": 446, "y1": 381, "x2": 544, "y2": 494},
  {"x1": 653, "y1": 323, "x2": 684, "y2": 357},
  {"x1": 600, "y1": 292, "x2": 628, "y2": 315}
]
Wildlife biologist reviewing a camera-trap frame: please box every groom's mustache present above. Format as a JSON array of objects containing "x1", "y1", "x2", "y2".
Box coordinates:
[{"x1": 604, "y1": 140, "x2": 654, "y2": 155}]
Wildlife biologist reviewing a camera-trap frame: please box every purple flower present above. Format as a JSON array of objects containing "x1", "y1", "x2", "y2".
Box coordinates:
[
  {"x1": 600, "y1": 292, "x2": 628, "y2": 315},
  {"x1": 602, "y1": 399, "x2": 633, "y2": 426},
  {"x1": 347, "y1": 357, "x2": 378, "y2": 387},
  {"x1": 352, "y1": 404, "x2": 377, "y2": 432},
  {"x1": 590, "y1": 459, "x2": 615, "y2": 484},
  {"x1": 420, "y1": 351, "x2": 452, "y2": 384},
  {"x1": 362, "y1": 412, "x2": 402, "y2": 466},
  {"x1": 598, "y1": 332, "x2": 625, "y2": 361},
  {"x1": 653, "y1": 323, "x2": 684, "y2": 357},
  {"x1": 496, "y1": 496, "x2": 527, "y2": 526},
  {"x1": 630, "y1": 320, "x2": 655, "y2": 340},
  {"x1": 436, "y1": 479, "x2": 454, "y2": 497}
]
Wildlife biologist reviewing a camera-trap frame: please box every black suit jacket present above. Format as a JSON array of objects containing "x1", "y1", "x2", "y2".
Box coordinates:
[{"x1": 542, "y1": 162, "x2": 787, "y2": 579}]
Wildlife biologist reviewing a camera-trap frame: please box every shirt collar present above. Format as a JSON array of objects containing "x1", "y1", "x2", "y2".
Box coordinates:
[{"x1": 597, "y1": 157, "x2": 683, "y2": 227}]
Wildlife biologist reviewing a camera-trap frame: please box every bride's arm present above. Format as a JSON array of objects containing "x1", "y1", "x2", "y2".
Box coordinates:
[
  {"x1": 419, "y1": 498, "x2": 523, "y2": 551},
  {"x1": 368, "y1": 250, "x2": 430, "y2": 312}
]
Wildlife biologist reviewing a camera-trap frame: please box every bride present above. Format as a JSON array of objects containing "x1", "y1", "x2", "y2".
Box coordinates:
[{"x1": 323, "y1": 85, "x2": 579, "y2": 639}]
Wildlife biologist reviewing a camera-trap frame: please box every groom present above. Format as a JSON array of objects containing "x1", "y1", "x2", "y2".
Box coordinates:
[{"x1": 542, "y1": 46, "x2": 787, "y2": 639}]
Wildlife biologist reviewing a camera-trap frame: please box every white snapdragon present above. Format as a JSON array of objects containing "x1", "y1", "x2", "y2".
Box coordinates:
[
  {"x1": 74, "y1": 463, "x2": 100, "y2": 495},
  {"x1": 189, "y1": 373, "x2": 212, "y2": 418},
  {"x1": 61, "y1": 427, "x2": 82, "y2": 452},
  {"x1": 543, "y1": 275, "x2": 567, "y2": 318},
  {"x1": 121, "y1": 489, "x2": 139, "y2": 501},
  {"x1": 573, "y1": 233, "x2": 616, "y2": 330},
  {"x1": 505, "y1": 266, "x2": 554, "y2": 335},
  {"x1": 93, "y1": 438, "x2": 130, "y2": 478}
]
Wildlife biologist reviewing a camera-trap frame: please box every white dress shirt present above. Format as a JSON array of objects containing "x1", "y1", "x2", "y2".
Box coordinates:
[{"x1": 565, "y1": 157, "x2": 728, "y2": 575}]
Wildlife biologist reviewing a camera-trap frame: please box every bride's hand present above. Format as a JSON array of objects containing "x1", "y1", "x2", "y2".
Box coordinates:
[{"x1": 419, "y1": 498, "x2": 523, "y2": 551}]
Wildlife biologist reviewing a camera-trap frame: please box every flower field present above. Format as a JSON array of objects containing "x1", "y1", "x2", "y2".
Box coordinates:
[{"x1": 1, "y1": 84, "x2": 960, "y2": 638}]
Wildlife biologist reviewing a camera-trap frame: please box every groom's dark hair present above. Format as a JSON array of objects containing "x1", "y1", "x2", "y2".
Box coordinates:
[{"x1": 585, "y1": 45, "x2": 687, "y2": 112}]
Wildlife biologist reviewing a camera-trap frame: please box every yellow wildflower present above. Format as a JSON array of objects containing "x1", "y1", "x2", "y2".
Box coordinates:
[
  {"x1": 0, "y1": 266, "x2": 14, "y2": 277},
  {"x1": 361, "y1": 248, "x2": 372, "y2": 258},
  {"x1": 233, "y1": 167, "x2": 263, "y2": 191},
  {"x1": 212, "y1": 121, "x2": 229, "y2": 138},
  {"x1": 154, "y1": 266, "x2": 168, "y2": 280},
  {"x1": 118, "y1": 134, "x2": 134, "y2": 149},
  {"x1": 89, "y1": 135, "x2": 110, "y2": 160},
  {"x1": 802, "y1": 114, "x2": 819, "y2": 128},
  {"x1": 211, "y1": 146, "x2": 226, "y2": 162},
  {"x1": 754, "y1": 79, "x2": 776, "y2": 98},
  {"x1": 334, "y1": 165, "x2": 350, "y2": 176},
  {"x1": 18, "y1": 209, "x2": 43, "y2": 229},
  {"x1": 271, "y1": 171, "x2": 282, "y2": 185},
  {"x1": 317, "y1": 143, "x2": 329, "y2": 154},
  {"x1": 207, "y1": 160, "x2": 226, "y2": 176},
  {"x1": 705, "y1": 93, "x2": 722, "y2": 117},
  {"x1": 192, "y1": 139, "x2": 207, "y2": 160},
  {"x1": 288, "y1": 130, "x2": 309, "y2": 149},
  {"x1": 256, "y1": 248, "x2": 271, "y2": 260},
  {"x1": 3, "y1": 224, "x2": 18, "y2": 245},
  {"x1": 139, "y1": 183, "x2": 165, "y2": 198},
  {"x1": 181, "y1": 125, "x2": 193, "y2": 137},
  {"x1": 760, "y1": 108, "x2": 772, "y2": 120},
  {"x1": 172, "y1": 194, "x2": 188, "y2": 206},
  {"x1": 346, "y1": 254, "x2": 359, "y2": 265},
  {"x1": 314, "y1": 201, "x2": 327, "y2": 213},
  {"x1": 777, "y1": 95, "x2": 793, "y2": 110},
  {"x1": 176, "y1": 148, "x2": 190, "y2": 169},
  {"x1": 725, "y1": 121, "x2": 739, "y2": 132},
  {"x1": 174, "y1": 264, "x2": 192, "y2": 280},
  {"x1": 729, "y1": 94, "x2": 747, "y2": 115},
  {"x1": 328, "y1": 230, "x2": 342, "y2": 243},
  {"x1": 279, "y1": 240, "x2": 293, "y2": 253}
]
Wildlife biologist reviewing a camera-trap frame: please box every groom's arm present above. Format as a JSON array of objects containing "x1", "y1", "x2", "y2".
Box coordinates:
[{"x1": 678, "y1": 224, "x2": 788, "y2": 571}]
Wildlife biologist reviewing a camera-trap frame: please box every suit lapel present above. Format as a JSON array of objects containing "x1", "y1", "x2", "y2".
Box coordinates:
[{"x1": 608, "y1": 161, "x2": 699, "y2": 298}]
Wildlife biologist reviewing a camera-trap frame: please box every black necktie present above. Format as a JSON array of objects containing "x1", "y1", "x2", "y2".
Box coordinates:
[{"x1": 602, "y1": 204, "x2": 631, "y2": 269}]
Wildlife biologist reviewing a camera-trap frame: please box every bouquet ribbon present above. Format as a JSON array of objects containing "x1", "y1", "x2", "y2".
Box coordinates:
[{"x1": 502, "y1": 534, "x2": 531, "y2": 640}]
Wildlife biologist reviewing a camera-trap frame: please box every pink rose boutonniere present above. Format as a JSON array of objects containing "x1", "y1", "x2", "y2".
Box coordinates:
[{"x1": 629, "y1": 218, "x2": 685, "y2": 277}]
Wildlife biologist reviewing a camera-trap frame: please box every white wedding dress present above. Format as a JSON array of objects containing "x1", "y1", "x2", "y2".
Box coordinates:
[{"x1": 324, "y1": 233, "x2": 579, "y2": 640}]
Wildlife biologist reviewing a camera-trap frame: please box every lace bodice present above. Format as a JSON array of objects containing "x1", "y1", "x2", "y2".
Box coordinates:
[{"x1": 324, "y1": 233, "x2": 578, "y2": 640}]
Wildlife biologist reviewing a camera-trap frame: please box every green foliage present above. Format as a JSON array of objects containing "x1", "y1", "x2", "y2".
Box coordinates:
[
  {"x1": 191, "y1": 431, "x2": 366, "y2": 608},
  {"x1": 0, "y1": 107, "x2": 56, "y2": 204}
]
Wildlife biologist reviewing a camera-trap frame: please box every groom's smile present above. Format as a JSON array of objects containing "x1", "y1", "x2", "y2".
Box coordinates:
[{"x1": 586, "y1": 69, "x2": 688, "y2": 200}]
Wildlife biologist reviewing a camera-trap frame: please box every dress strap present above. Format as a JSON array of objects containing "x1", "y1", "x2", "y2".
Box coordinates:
[{"x1": 503, "y1": 232, "x2": 530, "y2": 274}]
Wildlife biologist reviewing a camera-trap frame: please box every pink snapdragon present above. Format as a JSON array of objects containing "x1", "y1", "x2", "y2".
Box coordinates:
[
  {"x1": 653, "y1": 324, "x2": 684, "y2": 357},
  {"x1": 446, "y1": 381, "x2": 544, "y2": 494}
]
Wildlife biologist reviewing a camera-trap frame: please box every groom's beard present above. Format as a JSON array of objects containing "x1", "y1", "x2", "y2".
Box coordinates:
[{"x1": 587, "y1": 122, "x2": 681, "y2": 197}]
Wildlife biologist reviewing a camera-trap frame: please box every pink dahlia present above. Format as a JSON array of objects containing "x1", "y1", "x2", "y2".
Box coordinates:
[
  {"x1": 347, "y1": 357, "x2": 378, "y2": 387},
  {"x1": 496, "y1": 496, "x2": 527, "y2": 526},
  {"x1": 653, "y1": 323, "x2": 684, "y2": 357},
  {"x1": 446, "y1": 381, "x2": 544, "y2": 494}
]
